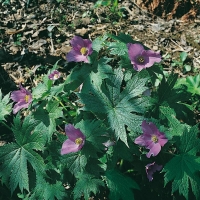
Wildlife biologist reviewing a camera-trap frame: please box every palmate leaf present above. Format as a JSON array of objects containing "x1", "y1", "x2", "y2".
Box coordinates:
[
  {"x1": 64, "y1": 63, "x2": 92, "y2": 91},
  {"x1": 73, "y1": 173, "x2": 104, "y2": 200},
  {"x1": 0, "y1": 90, "x2": 12, "y2": 121},
  {"x1": 30, "y1": 177, "x2": 67, "y2": 200},
  {"x1": 163, "y1": 125, "x2": 200, "y2": 200},
  {"x1": 92, "y1": 34, "x2": 108, "y2": 52},
  {"x1": 107, "y1": 33, "x2": 136, "y2": 44},
  {"x1": 61, "y1": 153, "x2": 87, "y2": 175},
  {"x1": 105, "y1": 169, "x2": 139, "y2": 200},
  {"x1": 107, "y1": 41, "x2": 128, "y2": 56},
  {"x1": 153, "y1": 73, "x2": 193, "y2": 124},
  {"x1": 160, "y1": 106, "x2": 185, "y2": 137},
  {"x1": 32, "y1": 82, "x2": 48, "y2": 100},
  {"x1": 78, "y1": 68, "x2": 149, "y2": 145},
  {"x1": 33, "y1": 100, "x2": 63, "y2": 141},
  {"x1": 48, "y1": 83, "x2": 64, "y2": 100},
  {"x1": 0, "y1": 115, "x2": 46, "y2": 194},
  {"x1": 81, "y1": 57, "x2": 113, "y2": 93},
  {"x1": 46, "y1": 100, "x2": 63, "y2": 136}
]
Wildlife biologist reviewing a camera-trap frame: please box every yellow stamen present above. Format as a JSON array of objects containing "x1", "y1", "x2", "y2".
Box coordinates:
[
  {"x1": 80, "y1": 47, "x2": 87, "y2": 55},
  {"x1": 151, "y1": 135, "x2": 158, "y2": 143},
  {"x1": 75, "y1": 138, "x2": 83, "y2": 145},
  {"x1": 24, "y1": 95, "x2": 29, "y2": 103},
  {"x1": 137, "y1": 56, "x2": 145, "y2": 63}
]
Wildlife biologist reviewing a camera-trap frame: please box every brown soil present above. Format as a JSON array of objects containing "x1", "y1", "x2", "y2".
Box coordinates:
[{"x1": 0, "y1": 0, "x2": 200, "y2": 94}]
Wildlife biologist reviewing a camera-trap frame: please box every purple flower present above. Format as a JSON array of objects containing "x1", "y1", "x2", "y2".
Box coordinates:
[
  {"x1": 48, "y1": 70, "x2": 60, "y2": 80},
  {"x1": 127, "y1": 43, "x2": 161, "y2": 71},
  {"x1": 145, "y1": 162, "x2": 162, "y2": 181},
  {"x1": 61, "y1": 124, "x2": 85, "y2": 155},
  {"x1": 10, "y1": 85, "x2": 32, "y2": 114},
  {"x1": 134, "y1": 121, "x2": 168, "y2": 158},
  {"x1": 66, "y1": 36, "x2": 93, "y2": 63}
]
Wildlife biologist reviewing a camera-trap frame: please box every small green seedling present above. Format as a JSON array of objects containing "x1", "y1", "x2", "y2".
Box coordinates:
[{"x1": 171, "y1": 52, "x2": 192, "y2": 73}]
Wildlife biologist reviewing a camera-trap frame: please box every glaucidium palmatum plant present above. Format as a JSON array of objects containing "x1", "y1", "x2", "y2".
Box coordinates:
[{"x1": 0, "y1": 33, "x2": 199, "y2": 200}]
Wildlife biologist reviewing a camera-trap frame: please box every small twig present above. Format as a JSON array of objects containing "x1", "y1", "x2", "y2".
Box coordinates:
[{"x1": 170, "y1": 39, "x2": 185, "y2": 52}]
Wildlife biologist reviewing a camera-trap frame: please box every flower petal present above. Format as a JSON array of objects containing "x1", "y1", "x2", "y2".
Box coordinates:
[
  {"x1": 142, "y1": 50, "x2": 161, "y2": 68},
  {"x1": 127, "y1": 43, "x2": 144, "y2": 60},
  {"x1": 60, "y1": 139, "x2": 80, "y2": 155},
  {"x1": 146, "y1": 162, "x2": 162, "y2": 181},
  {"x1": 83, "y1": 39, "x2": 93, "y2": 55},
  {"x1": 66, "y1": 49, "x2": 89, "y2": 63},
  {"x1": 141, "y1": 121, "x2": 155, "y2": 135},
  {"x1": 134, "y1": 135, "x2": 146, "y2": 146},
  {"x1": 146, "y1": 143, "x2": 161, "y2": 158},
  {"x1": 13, "y1": 101, "x2": 29, "y2": 114},
  {"x1": 48, "y1": 70, "x2": 60, "y2": 80},
  {"x1": 11, "y1": 90, "x2": 25, "y2": 102},
  {"x1": 158, "y1": 137, "x2": 168, "y2": 146},
  {"x1": 65, "y1": 124, "x2": 85, "y2": 142},
  {"x1": 132, "y1": 63, "x2": 145, "y2": 71},
  {"x1": 70, "y1": 36, "x2": 85, "y2": 50}
]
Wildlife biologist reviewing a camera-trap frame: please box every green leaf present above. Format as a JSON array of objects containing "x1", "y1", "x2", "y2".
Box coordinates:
[
  {"x1": 180, "y1": 52, "x2": 187, "y2": 62},
  {"x1": 185, "y1": 75, "x2": 200, "y2": 95},
  {"x1": 177, "y1": 125, "x2": 200, "y2": 155},
  {"x1": 160, "y1": 106, "x2": 185, "y2": 137},
  {"x1": 64, "y1": 64, "x2": 92, "y2": 91},
  {"x1": 79, "y1": 68, "x2": 149, "y2": 146},
  {"x1": 46, "y1": 100, "x2": 63, "y2": 137},
  {"x1": 30, "y1": 177, "x2": 67, "y2": 200},
  {"x1": 0, "y1": 90, "x2": 12, "y2": 121},
  {"x1": 107, "y1": 41, "x2": 128, "y2": 56},
  {"x1": 107, "y1": 33, "x2": 136, "y2": 44},
  {"x1": 0, "y1": 115, "x2": 46, "y2": 194},
  {"x1": 92, "y1": 34, "x2": 108, "y2": 52},
  {"x1": 163, "y1": 155, "x2": 200, "y2": 200},
  {"x1": 46, "y1": 100, "x2": 63, "y2": 121},
  {"x1": 13, "y1": 114, "x2": 46, "y2": 157},
  {"x1": 33, "y1": 100, "x2": 63, "y2": 140},
  {"x1": 163, "y1": 125, "x2": 200, "y2": 200},
  {"x1": 33, "y1": 102, "x2": 50, "y2": 127},
  {"x1": 153, "y1": 73, "x2": 193, "y2": 124},
  {"x1": 73, "y1": 173, "x2": 104, "y2": 199},
  {"x1": 157, "y1": 73, "x2": 178, "y2": 104},
  {"x1": 183, "y1": 64, "x2": 191, "y2": 72},
  {"x1": 82, "y1": 57, "x2": 113, "y2": 92},
  {"x1": 49, "y1": 83, "x2": 64, "y2": 99},
  {"x1": 105, "y1": 169, "x2": 139, "y2": 200},
  {"x1": 32, "y1": 82, "x2": 48, "y2": 100},
  {"x1": 61, "y1": 153, "x2": 87, "y2": 175}
]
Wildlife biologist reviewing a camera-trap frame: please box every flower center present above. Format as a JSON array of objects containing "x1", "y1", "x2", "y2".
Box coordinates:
[
  {"x1": 24, "y1": 95, "x2": 30, "y2": 103},
  {"x1": 75, "y1": 138, "x2": 83, "y2": 145},
  {"x1": 137, "y1": 56, "x2": 145, "y2": 63},
  {"x1": 54, "y1": 74, "x2": 59, "y2": 79},
  {"x1": 151, "y1": 135, "x2": 158, "y2": 143},
  {"x1": 80, "y1": 47, "x2": 88, "y2": 55}
]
